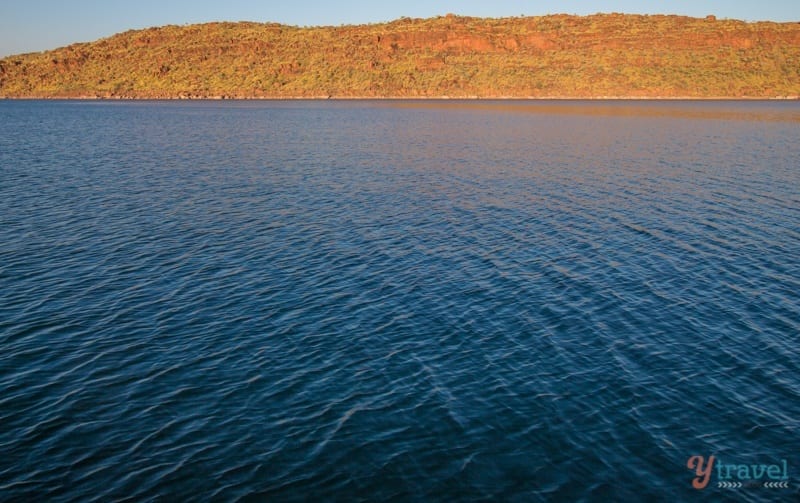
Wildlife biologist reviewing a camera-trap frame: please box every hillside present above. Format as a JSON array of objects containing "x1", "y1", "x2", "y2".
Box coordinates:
[{"x1": 1, "y1": 13, "x2": 799, "y2": 99}]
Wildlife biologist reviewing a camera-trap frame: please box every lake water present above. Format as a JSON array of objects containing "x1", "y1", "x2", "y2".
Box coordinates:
[{"x1": 1, "y1": 100, "x2": 798, "y2": 501}]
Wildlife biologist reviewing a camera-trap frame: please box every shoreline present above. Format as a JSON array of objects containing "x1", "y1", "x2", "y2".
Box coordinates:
[{"x1": 2, "y1": 95, "x2": 799, "y2": 101}]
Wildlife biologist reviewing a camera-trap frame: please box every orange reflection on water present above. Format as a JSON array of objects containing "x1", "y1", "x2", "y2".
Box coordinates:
[{"x1": 382, "y1": 99, "x2": 800, "y2": 123}]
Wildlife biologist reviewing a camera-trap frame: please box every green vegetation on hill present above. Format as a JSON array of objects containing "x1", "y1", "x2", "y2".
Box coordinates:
[{"x1": 1, "y1": 13, "x2": 799, "y2": 98}]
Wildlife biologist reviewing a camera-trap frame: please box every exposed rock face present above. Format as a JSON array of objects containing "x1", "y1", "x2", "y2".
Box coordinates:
[{"x1": 1, "y1": 14, "x2": 799, "y2": 98}]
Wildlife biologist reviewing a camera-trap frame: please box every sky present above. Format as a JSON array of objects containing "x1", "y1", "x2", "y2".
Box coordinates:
[{"x1": 1, "y1": 1, "x2": 798, "y2": 58}]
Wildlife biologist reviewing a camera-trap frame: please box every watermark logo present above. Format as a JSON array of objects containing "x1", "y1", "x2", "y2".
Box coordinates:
[
  {"x1": 687, "y1": 455, "x2": 716, "y2": 489},
  {"x1": 687, "y1": 455, "x2": 791, "y2": 490}
]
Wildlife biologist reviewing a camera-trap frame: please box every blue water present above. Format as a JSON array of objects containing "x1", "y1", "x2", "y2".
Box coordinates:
[{"x1": 1, "y1": 100, "x2": 798, "y2": 501}]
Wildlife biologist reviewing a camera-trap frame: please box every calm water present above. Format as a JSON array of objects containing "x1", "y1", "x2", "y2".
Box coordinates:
[{"x1": 1, "y1": 100, "x2": 798, "y2": 501}]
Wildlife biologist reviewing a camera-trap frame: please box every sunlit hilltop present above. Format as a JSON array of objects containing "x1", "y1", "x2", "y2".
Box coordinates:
[{"x1": 1, "y1": 13, "x2": 799, "y2": 98}]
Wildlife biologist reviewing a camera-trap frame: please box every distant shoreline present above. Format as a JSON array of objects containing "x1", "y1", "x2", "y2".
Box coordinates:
[{"x1": 2, "y1": 95, "x2": 799, "y2": 101}]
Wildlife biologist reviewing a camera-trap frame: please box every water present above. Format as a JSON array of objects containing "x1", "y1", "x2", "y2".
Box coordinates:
[{"x1": 1, "y1": 100, "x2": 798, "y2": 501}]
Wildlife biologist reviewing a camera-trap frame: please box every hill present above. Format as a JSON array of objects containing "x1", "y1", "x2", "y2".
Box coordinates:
[{"x1": 1, "y1": 13, "x2": 799, "y2": 99}]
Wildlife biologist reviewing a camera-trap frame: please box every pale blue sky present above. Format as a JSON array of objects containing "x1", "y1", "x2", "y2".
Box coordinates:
[{"x1": 1, "y1": 1, "x2": 798, "y2": 57}]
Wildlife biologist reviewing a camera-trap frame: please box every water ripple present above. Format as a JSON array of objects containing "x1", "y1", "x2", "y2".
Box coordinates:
[{"x1": 1, "y1": 100, "x2": 798, "y2": 501}]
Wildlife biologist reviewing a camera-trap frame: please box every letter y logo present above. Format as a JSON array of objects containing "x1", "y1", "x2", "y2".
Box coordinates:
[{"x1": 687, "y1": 455, "x2": 715, "y2": 489}]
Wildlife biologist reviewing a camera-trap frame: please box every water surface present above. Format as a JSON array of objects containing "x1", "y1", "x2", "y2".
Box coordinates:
[{"x1": 1, "y1": 100, "x2": 798, "y2": 501}]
